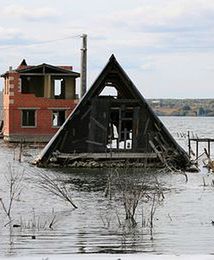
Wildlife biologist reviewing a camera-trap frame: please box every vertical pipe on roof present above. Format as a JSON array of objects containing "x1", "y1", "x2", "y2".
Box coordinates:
[{"x1": 80, "y1": 34, "x2": 87, "y2": 98}]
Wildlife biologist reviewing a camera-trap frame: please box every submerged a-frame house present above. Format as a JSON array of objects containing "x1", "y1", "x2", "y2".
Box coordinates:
[{"x1": 36, "y1": 55, "x2": 190, "y2": 168}]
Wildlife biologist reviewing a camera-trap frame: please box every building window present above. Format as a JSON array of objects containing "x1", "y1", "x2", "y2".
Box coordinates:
[
  {"x1": 52, "y1": 110, "x2": 65, "y2": 127},
  {"x1": 22, "y1": 110, "x2": 36, "y2": 127},
  {"x1": 54, "y1": 79, "x2": 65, "y2": 99}
]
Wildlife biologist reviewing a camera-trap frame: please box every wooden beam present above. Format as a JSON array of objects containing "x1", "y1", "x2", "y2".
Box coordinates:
[
  {"x1": 90, "y1": 117, "x2": 107, "y2": 132},
  {"x1": 86, "y1": 140, "x2": 104, "y2": 146},
  {"x1": 81, "y1": 107, "x2": 91, "y2": 120},
  {"x1": 190, "y1": 138, "x2": 214, "y2": 142},
  {"x1": 143, "y1": 118, "x2": 150, "y2": 136},
  {"x1": 208, "y1": 140, "x2": 211, "y2": 158},
  {"x1": 20, "y1": 73, "x2": 78, "y2": 77},
  {"x1": 56, "y1": 152, "x2": 158, "y2": 160},
  {"x1": 149, "y1": 140, "x2": 165, "y2": 163}
]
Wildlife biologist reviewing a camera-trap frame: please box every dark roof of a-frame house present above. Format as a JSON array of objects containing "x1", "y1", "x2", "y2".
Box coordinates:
[{"x1": 36, "y1": 55, "x2": 190, "y2": 168}]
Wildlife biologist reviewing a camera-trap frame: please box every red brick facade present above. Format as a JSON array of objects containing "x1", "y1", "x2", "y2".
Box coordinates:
[{"x1": 2, "y1": 62, "x2": 79, "y2": 142}]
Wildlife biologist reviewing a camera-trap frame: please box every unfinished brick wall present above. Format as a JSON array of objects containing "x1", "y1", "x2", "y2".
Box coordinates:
[{"x1": 3, "y1": 71, "x2": 78, "y2": 142}]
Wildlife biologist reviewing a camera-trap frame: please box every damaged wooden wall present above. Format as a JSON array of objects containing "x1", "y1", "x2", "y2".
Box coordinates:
[{"x1": 37, "y1": 55, "x2": 190, "y2": 168}]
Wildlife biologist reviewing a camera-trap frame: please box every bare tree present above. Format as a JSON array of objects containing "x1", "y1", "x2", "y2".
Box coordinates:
[
  {"x1": 0, "y1": 163, "x2": 25, "y2": 222},
  {"x1": 104, "y1": 167, "x2": 165, "y2": 229},
  {"x1": 37, "y1": 171, "x2": 77, "y2": 209},
  {"x1": 117, "y1": 174, "x2": 148, "y2": 226},
  {"x1": 148, "y1": 178, "x2": 164, "y2": 240}
]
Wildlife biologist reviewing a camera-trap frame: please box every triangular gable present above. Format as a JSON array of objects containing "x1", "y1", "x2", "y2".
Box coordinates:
[
  {"x1": 76, "y1": 55, "x2": 142, "y2": 106},
  {"x1": 37, "y1": 55, "x2": 189, "y2": 168},
  {"x1": 18, "y1": 63, "x2": 79, "y2": 76},
  {"x1": 20, "y1": 59, "x2": 27, "y2": 66}
]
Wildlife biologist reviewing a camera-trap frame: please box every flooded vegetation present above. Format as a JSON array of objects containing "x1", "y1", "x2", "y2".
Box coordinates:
[{"x1": 1, "y1": 117, "x2": 214, "y2": 256}]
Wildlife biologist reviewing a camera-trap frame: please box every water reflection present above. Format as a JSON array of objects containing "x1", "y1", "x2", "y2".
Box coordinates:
[
  {"x1": 0, "y1": 117, "x2": 214, "y2": 255},
  {"x1": 0, "y1": 157, "x2": 192, "y2": 255}
]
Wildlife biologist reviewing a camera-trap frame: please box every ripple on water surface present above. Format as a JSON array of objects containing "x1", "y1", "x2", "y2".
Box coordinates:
[{"x1": 0, "y1": 117, "x2": 214, "y2": 255}]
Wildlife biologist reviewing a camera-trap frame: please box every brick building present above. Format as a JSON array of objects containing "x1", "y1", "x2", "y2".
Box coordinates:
[{"x1": 1, "y1": 59, "x2": 80, "y2": 142}]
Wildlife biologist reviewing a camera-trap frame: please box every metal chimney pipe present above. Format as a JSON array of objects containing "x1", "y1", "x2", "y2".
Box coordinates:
[{"x1": 80, "y1": 34, "x2": 87, "y2": 98}]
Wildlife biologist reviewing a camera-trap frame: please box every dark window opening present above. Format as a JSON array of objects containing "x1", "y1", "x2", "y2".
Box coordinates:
[
  {"x1": 52, "y1": 110, "x2": 66, "y2": 127},
  {"x1": 22, "y1": 110, "x2": 36, "y2": 127},
  {"x1": 21, "y1": 76, "x2": 44, "y2": 97}
]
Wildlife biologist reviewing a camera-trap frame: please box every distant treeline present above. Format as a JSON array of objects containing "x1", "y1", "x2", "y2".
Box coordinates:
[
  {"x1": 0, "y1": 90, "x2": 213, "y2": 117},
  {"x1": 147, "y1": 99, "x2": 214, "y2": 116}
]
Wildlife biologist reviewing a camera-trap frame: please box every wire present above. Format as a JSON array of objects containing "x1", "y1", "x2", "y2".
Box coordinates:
[{"x1": 0, "y1": 34, "x2": 82, "y2": 50}]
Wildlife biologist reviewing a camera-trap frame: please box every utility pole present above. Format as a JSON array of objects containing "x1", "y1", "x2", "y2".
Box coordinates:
[{"x1": 80, "y1": 34, "x2": 87, "y2": 98}]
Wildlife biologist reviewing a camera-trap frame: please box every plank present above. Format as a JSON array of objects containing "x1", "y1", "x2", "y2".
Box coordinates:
[
  {"x1": 149, "y1": 140, "x2": 165, "y2": 163},
  {"x1": 56, "y1": 152, "x2": 158, "y2": 160}
]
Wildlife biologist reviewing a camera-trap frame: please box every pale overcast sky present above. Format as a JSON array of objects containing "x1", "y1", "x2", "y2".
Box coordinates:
[{"x1": 0, "y1": 0, "x2": 214, "y2": 98}]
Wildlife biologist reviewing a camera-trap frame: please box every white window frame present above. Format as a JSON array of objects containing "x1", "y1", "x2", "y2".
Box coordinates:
[{"x1": 52, "y1": 110, "x2": 66, "y2": 128}]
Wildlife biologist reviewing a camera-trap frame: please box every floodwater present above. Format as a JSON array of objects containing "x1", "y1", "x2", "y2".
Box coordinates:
[{"x1": 0, "y1": 116, "x2": 214, "y2": 256}]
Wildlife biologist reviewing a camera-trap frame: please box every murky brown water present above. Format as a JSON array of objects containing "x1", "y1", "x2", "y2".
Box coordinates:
[{"x1": 1, "y1": 117, "x2": 214, "y2": 256}]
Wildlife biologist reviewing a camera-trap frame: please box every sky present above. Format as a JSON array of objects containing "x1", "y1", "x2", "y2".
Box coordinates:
[{"x1": 0, "y1": 0, "x2": 214, "y2": 98}]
